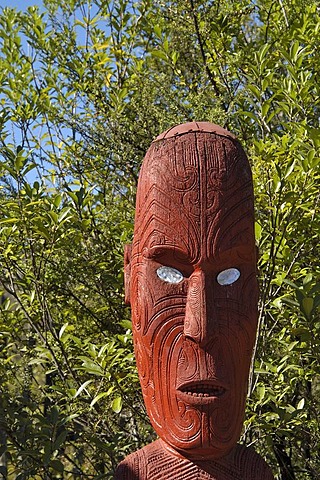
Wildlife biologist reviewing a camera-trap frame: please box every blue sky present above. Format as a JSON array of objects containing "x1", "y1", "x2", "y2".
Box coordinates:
[{"x1": 1, "y1": 0, "x2": 43, "y2": 9}]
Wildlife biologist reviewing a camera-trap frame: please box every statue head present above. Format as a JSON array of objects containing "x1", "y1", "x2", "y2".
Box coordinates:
[{"x1": 124, "y1": 122, "x2": 258, "y2": 460}]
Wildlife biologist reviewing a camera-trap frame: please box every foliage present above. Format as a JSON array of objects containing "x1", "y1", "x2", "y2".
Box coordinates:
[{"x1": 0, "y1": 0, "x2": 319, "y2": 478}]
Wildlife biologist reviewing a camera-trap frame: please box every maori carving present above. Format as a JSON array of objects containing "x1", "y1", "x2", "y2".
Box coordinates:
[
  {"x1": 117, "y1": 122, "x2": 274, "y2": 479},
  {"x1": 116, "y1": 439, "x2": 273, "y2": 479}
]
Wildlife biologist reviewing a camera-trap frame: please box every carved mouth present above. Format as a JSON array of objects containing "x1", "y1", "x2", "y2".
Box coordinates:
[
  {"x1": 177, "y1": 381, "x2": 227, "y2": 401},
  {"x1": 182, "y1": 384, "x2": 226, "y2": 397}
]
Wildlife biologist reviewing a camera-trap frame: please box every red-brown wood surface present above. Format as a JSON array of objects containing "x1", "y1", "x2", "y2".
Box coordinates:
[
  {"x1": 116, "y1": 439, "x2": 274, "y2": 479},
  {"x1": 117, "y1": 123, "x2": 274, "y2": 479}
]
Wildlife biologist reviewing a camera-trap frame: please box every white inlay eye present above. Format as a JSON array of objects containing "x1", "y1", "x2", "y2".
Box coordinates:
[
  {"x1": 217, "y1": 268, "x2": 240, "y2": 285},
  {"x1": 157, "y1": 266, "x2": 184, "y2": 284}
]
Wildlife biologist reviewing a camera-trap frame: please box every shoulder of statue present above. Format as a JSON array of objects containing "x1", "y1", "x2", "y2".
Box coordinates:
[
  {"x1": 114, "y1": 449, "x2": 144, "y2": 480},
  {"x1": 114, "y1": 441, "x2": 161, "y2": 479},
  {"x1": 233, "y1": 444, "x2": 275, "y2": 479}
]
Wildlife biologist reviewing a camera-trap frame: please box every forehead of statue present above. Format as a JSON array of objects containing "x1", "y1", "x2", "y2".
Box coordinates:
[{"x1": 133, "y1": 132, "x2": 254, "y2": 262}]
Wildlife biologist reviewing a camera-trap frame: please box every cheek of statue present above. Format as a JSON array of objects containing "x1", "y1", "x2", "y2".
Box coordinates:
[{"x1": 131, "y1": 258, "x2": 258, "y2": 459}]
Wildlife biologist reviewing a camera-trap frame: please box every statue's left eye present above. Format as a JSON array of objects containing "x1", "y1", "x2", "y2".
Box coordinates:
[
  {"x1": 216, "y1": 268, "x2": 240, "y2": 285},
  {"x1": 157, "y1": 266, "x2": 184, "y2": 284}
]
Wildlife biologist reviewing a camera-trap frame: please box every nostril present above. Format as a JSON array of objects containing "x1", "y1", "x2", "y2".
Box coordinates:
[
  {"x1": 183, "y1": 332, "x2": 198, "y2": 344},
  {"x1": 184, "y1": 319, "x2": 201, "y2": 341}
]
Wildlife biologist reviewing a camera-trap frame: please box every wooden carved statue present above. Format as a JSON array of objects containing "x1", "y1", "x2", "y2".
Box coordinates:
[{"x1": 115, "y1": 122, "x2": 274, "y2": 479}]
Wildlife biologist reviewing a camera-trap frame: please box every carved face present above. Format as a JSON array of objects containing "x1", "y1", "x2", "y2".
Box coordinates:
[{"x1": 126, "y1": 127, "x2": 258, "y2": 459}]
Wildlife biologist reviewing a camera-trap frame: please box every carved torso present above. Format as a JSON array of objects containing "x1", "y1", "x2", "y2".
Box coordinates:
[{"x1": 115, "y1": 440, "x2": 274, "y2": 479}]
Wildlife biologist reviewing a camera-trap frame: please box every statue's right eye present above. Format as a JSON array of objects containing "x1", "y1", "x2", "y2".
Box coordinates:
[{"x1": 157, "y1": 266, "x2": 184, "y2": 284}]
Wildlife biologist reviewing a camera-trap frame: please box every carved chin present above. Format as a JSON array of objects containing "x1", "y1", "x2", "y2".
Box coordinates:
[
  {"x1": 140, "y1": 333, "x2": 249, "y2": 458},
  {"x1": 145, "y1": 391, "x2": 245, "y2": 459}
]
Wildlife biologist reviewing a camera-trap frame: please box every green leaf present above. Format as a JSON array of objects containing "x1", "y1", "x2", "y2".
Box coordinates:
[
  {"x1": 256, "y1": 385, "x2": 266, "y2": 401},
  {"x1": 0, "y1": 217, "x2": 19, "y2": 224},
  {"x1": 53, "y1": 194, "x2": 62, "y2": 208},
  {"x1": 303, "y1": 273, "x2": 313, "y2": 286},
  {"x1": 50, "y1": 459, "x2": 64, "y2": 473},
  {"x1": 258, "y1": 43, "x2": 270, "y2": 62},
  {"x1": 74, "y1": 380, "x2": 93, "y2": 398},
  {"x1": 254, "y1": 222, "x2": 262, "y2": 241},
  {"x1": 282, "y1": 296, "x2": 299, "y2": 307},
  {"x1": 120, "y1": 319, "x2": 132, "y2": 330},
  {"x1": 59, "y1": 322, "x2": 69, "y2": 339},
  {"x1": 284, "y1": 160, "x2": 295, "y2": 179},
  {"x1": 261, "y1": 101, "x2": 270, "y2": 118},
  {"x1": 151, "y1": 49, "x2": 168, "y2": 61},
  {"x1": 301, "y1": 297, "x2": 313, "y2": 318},
  {"x1": 48, "y1": 210, "x2": 58, "y2": 224},
  {"x1": 34, "y1": 220, "x2": 51, "y2": 241},
  {"x1": 247, "y1": 84, "x2": 260, "y2": 100},
  {"x1": 111, "y1": 396, "x2": 122, "y2": 413},
  {"x1": 53, "y1": 430, "x2": 67, "y2": 450},
  {"x1": 90, "y1": 391, "x2": 109, "y2": 407},
  {"x1": 154, "y1": 25, "x2": 162, "y2": 38},
  {"x1": 58, "y1": 207, "x2": 71, "y2": 223}
]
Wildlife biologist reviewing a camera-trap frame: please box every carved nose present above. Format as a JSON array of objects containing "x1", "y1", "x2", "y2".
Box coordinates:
[{"x1": 184, "y1": 270, "x2": 215, "y2": 347}]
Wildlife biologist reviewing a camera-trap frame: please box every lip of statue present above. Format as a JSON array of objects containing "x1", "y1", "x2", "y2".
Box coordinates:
[{"x1": 176, "y1": 380, "x2": 228, "y2": 404}]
